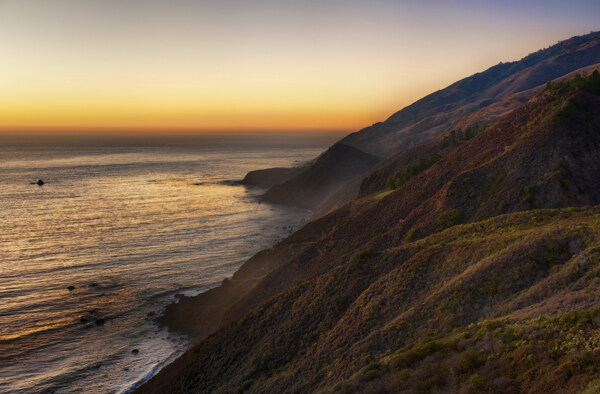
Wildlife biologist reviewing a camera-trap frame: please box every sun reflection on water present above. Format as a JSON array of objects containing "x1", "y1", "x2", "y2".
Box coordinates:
[{"x1": 0, "y1": 137, "x2": 325, "y2": 393}]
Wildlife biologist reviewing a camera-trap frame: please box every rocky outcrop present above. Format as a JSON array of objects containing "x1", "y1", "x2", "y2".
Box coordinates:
[{"x1": 240, "y1": 167, "x2": 306, "y2": 189}]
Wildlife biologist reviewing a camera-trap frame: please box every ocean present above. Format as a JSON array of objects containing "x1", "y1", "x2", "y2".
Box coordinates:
[{"x1": 0, "y1": 132, "x2": 339, "y2": 393}]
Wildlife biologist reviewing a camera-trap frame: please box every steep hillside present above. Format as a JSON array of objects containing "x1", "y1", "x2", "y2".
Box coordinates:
[
  {"x1": 358, "y1": 63, "x2": 600, "y2": 197},
  {"x1": 139, "y1": 70, "x2": 600, "y2": 394},
  {"x1": 140, "y1": 207, "x2": 600, "y2": 393},
  {"x1": 203, "y1": 71, "x2": 600, "y2": 334},
  {"x1": 261, "y1": 31, "x2": 600, "y2": 214},
  {"x1": 261, "y1": 143, "x2": 379, "y2": 209},
  {"x1": 341, "y1": 31, "x2": 600, "y2": 158},
  {"x1": 157, "y1": 206, "x2": 349, "y2": 340}
]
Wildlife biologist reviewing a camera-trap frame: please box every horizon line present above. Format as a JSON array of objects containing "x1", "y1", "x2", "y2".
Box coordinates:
[{"x1": 0, "y1": 127, "x2": 353, "y2": 135}]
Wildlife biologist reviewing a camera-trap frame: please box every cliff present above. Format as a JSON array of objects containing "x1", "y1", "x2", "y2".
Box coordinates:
[{"x1": 138, "y1": 36, "x2": 600, "y2": 393}]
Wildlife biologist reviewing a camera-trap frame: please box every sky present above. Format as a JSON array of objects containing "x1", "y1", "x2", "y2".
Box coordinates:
[{"x1": 0, "y1": 0, "x2": 598, "y2": 133}]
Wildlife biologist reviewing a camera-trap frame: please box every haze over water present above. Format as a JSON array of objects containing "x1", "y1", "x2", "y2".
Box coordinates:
[{"x1": 0, "y1": 132, "x2": 339, "y2": 393}]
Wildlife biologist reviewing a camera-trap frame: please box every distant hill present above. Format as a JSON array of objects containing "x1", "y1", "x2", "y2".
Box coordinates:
[
  {"x1": 341, "y1": 31, "x2": 600, "y2": 157},
  {"x1": 261, "y1": 143, "x2": 379, "y2": 209},
  {"x1": 359, "y1": 63, "x2": 600, "y2": 198},
  {"x1": 262, "y1": 31, "x2": 600, "y2": 215},
  {"x1": 138, "y1": 62, "x2": 600, "y2": 393},
  {"x1": 240, "y1": 167, "x2": 306, "y2": 189}
]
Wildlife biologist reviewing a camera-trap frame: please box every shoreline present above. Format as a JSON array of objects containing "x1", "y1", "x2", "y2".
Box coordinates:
[
  {"x1": 0, "y1": 136, "x2": 336, "y2": 394},
  {"x1": 139, "y1": 173, "x2": 313, "y2": 387},
  {"x1": 154, "y1": 196, "x2": 310, "y2": 340},
  {"x1": 154, "y1": 166, "x2": 310, "y2": 338},
  {"x1": 124, "y1": 338, "x2": 193, "y2": 394}
]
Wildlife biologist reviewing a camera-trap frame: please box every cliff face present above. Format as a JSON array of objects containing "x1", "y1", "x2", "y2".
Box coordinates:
[
  {"x1": 138, "y1": 70, "x2": 600, "y2": 393},
  {"x1": 261, "y1": 32, "x2": 600, "y2": 217},
  {"x1": 261, "y1": 143, "x2": 379, "y2": 209}
]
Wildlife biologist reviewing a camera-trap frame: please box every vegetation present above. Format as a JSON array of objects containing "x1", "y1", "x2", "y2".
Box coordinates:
[
  {"x1": 138, "y1": 50, "x2": 600, "y2": 394},
  {"x1": 349, "y1": 248, "x2": 376, "y2": 264},
  {"x1": 523, "y1": 185, "x2": 537, "y2": 208},
  {"x1": 141, "y1": 206, "x2": 600, "y2": 394},
  {"x1": 335, "y1": 306, "x2": 600, "y2": 393},
  {"x1": 436, "y1": 209, "x2": 464, "y2": 229},
  {"x1": 546, "y1": 70, "x2": 600, "y2": 96},
  {"x1": 387, "y1": 153, "x2": 442, "y2": 189},
  {"x1": 441, "y1": 123, "x2": 488, "y2": 148}
]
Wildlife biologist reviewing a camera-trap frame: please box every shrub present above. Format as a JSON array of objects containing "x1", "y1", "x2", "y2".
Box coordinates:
[
  {"x1": 441, "y1": 124, "x2": 488, "y2": 148},
  {"x1": 237, "y1": 380, "x2": 253, "y2": 393},
  {"x1": 405, "y1": 228, "x2": 416, "y2": 242},
  {"x1": 437, "y1": 209, "x2": 464, "y2": 229},
  {"x1": 556, "y1": 309, "x2": 594, "y2": 327},
  {"x1": 523, "y1": 185, "x2": 536, "y2": 208},
  {"x1": 556, "y1": 159, "x2": 571, "y2": 176},
  {"x1": 459, "y1": 348, "x2": 485, "y2": 373},
  {"x1": 387, "y1": 153, "x2": 442, "y2": 190},
  {"x1": 545, "y1": 71, "x2": 600, "y2": 96},
  {"x1": 467, "y1": 374, "x2": 486, "y2": 389},
  {"x1": 349, "y1": 248, "x2": 376, "y2": 264}
]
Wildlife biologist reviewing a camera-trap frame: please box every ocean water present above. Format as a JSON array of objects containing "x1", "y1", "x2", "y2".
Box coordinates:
[{"x1": 0, "y1": 133, "x2": 338, "y2": 393}]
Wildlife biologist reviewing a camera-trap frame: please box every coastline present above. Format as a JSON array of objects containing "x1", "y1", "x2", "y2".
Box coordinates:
[
  {"x1": 154, "y1": 199, "x2": 310, "y2": 340},
  {"x1": 124, "y1": 344, "x2": 187, "y2": 394},
  {"x1": 140, "y1": 172, "x2": 314, "y2": 387}
]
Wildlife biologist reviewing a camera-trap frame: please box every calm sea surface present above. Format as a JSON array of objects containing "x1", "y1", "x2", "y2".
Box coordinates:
[{"x1": 0, "y1": 133, "x2": 339, "y2": 393}]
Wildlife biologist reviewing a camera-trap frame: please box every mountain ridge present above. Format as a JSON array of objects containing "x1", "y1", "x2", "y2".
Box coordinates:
[
  {"x1": 137, "y1": 37, "x2": 600, "y2": 393},
  {"x1": 261, "y1": 31, "x2": 600, "y2": 216}
]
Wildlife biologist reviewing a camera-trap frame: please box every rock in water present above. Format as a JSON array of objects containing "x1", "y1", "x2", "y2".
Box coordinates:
[{"x1": 36, "y1": 179, "x2": 44, "y2": 186}]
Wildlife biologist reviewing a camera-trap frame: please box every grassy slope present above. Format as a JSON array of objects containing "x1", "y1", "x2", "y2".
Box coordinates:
[
  {"x1": 138, "y1": 73, "x2": 600, "y2": 394},
  {"x1": 224, "y1": 72, "x2": 600, "y2": 323},
  {"x1": 140, "y1": 207, "x2": 600, "y2": 393}
]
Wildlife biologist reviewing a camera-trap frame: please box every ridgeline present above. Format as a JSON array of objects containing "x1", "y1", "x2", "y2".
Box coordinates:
[{"x1": 138, "y1": 33, "x2": 600, "y2": 393}]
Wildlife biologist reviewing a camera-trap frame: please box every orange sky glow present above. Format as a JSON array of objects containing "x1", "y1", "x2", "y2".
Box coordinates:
[{"x1": 0, "y1": 1, "x2": 598, "y2": 133}]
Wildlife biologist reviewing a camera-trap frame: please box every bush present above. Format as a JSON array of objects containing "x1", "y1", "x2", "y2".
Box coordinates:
[
  {"x1": 349, "y1": 248, "x2": 376, "y2": 264},
  {"x1": 523, "y1": 185, "x2": 536, "y2": 208},
  {"x1": 387, "y1": 153, "x2": 442, "y2": 190},
  {"x1": 405, "y1": 228, "x2": 416, "y2": 242},
  {"x1": 437, "y1": 209, "x2": 464, "y2": 229},
  {"x1": 237, "y1": 380, "x2": 253, "y2": 393},
  {"x1": 545, "y1": 71, "x2": 600, "y2": 96},
  {"x1": 467, "y1": 374, "x2": 486, "y2": 389},
  {"x1": 556, "y1": 309, "x2": 595, "y2": 327},
  {"x1": 441, "y1": 124, "x2": 488, "y2": 148}
]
